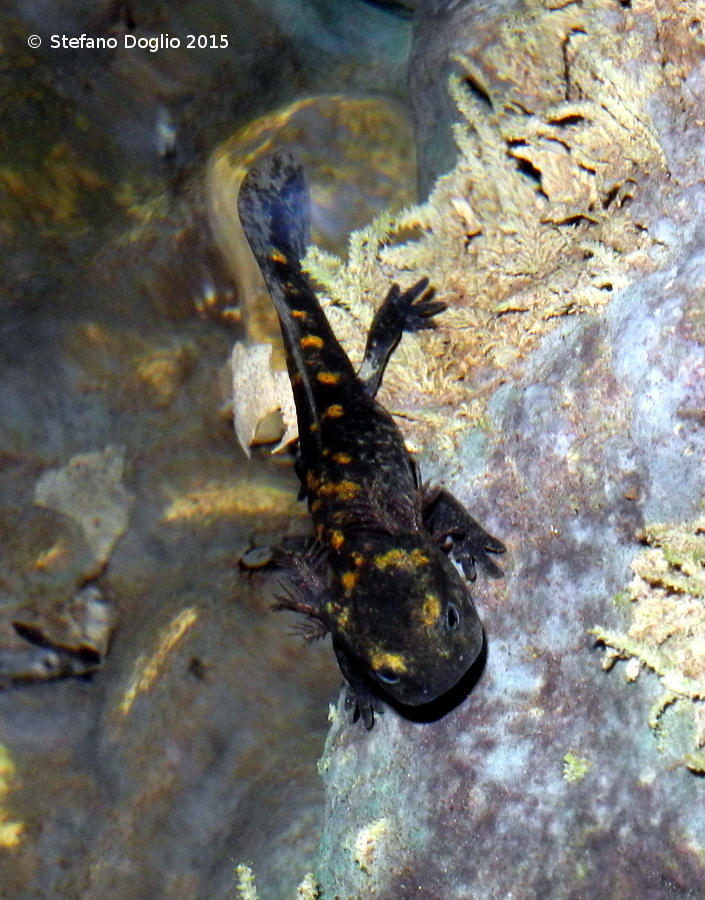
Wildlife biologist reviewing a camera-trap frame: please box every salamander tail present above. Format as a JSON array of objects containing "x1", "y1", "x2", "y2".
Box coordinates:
[{"x1": 237, "y1": 150, "x2": 310, "y2": 269}]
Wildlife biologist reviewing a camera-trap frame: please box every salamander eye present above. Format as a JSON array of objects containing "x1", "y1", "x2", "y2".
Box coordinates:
[
  {"x1": 376, "y1": 668, "x2": 400, "y2": 685},
  {"x1": 445, "y1": 602, "x2": 461, "y2": 631}
]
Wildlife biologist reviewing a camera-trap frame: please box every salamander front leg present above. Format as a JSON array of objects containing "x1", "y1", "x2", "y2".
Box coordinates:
[
  {"x1": 333, "y1": 641, "x2": 385, "y2": 729},
  {"x1": 357, "y1": 277, "x2": 446, "y2": 397},
  {"x1": 422, "y1": 488, "x2": 506, "y2": 580}
]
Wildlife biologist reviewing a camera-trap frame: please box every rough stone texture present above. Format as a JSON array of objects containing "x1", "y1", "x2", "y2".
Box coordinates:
[
  {"x1": 34, "y1": 446, "x2": 133, "y2": 565},
  {"x1": 410, "y1": 0, "x2": 524, "y2": 193},
  {"x1": 314, "y1": 1, "x2": 705, "y2": 897}
]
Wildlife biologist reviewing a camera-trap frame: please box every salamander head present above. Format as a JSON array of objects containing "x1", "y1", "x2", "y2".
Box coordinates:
[{"x1": 332, "y1": 534, "x2": 484, "y2": 707}]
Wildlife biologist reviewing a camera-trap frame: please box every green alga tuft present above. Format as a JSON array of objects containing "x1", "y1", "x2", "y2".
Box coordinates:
[
  {"x1": 302, "y1": 0, "x2": 668, "y2": 452},
  {"x1": 563, "y1": 751, "x2": 592, "y2": 783},
  {"x1": 235, "y1": 864, "x2": 259, "y2": 900},
  {"x1": 234, "y1": 863, "x2": 320, "y2": 899},
  {"x1": 592, "y1": 518, "x2": 705, "y2": 773}
]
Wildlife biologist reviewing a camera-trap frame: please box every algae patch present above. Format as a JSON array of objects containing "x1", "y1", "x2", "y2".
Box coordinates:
[
  {"x1": 235, "y1": 864, "x2": 258, "y2": 900},
  {"x1": 563, "y1": 751, "x2": 591, "y2": 784},
  {"x1": 300, "y1": 0, "x2": 666, "y2": 449},
  {"x1": 234, "y1": 863, "x2": 319, "y2": 899},
  {"x1": 0, "y1": 744, "x2": 24, "y2": 849},
  {"x1": 229, "y1": 0, "x2": 680, "y2": 454},
  {"x1": 119, "y1": 607, "x2": 198, "y2": 716},
  {"x1": 593, "y1": 518, "x2": 705, "y2": 773},
  {"x1": 351, "y1": 817, "x2": 390, "y2": 875}
]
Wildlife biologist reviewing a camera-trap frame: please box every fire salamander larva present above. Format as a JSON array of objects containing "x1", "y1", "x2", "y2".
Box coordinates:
[{"x1": 238, "y1": 151, "x2": 505, "y2": 727}]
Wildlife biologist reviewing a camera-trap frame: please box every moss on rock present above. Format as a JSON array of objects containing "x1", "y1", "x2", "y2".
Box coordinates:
[{"x1": 593, "y1": 517, "x2": 705, "y2": 772}]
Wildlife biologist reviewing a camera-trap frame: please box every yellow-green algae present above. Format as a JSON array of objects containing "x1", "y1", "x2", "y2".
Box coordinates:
[
  {"x1": 301, "y1": 0, "x2": 676, "y2": 451},
  {"x1": 0, "y1": 744, "x2": 24, "y2": 849},
  {"x1": 229, "y1": 0, "x2": 700, "y2": 459},
  {"x1": 562, "y1": 751, "x2": 592, "y2": 783},
  {"x1": 593, "y1": 518, "x2": 705, "y2": 773},
  {"x1": 235, "y1": 864, "x2": 259, "y2": 900},
  {"x1": 234, "y1": 863, "x2": 319, "y2": 899}
]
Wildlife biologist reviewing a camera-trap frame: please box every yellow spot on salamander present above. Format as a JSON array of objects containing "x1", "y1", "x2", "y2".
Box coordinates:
[
  {"x1": 340, "y1": 570, "x2": 359, "y2": 595},
  {"x1": 370, "y1": 651, "x2": 407, "y2": 675},
  {"x1": 311, "y1": 498, "x2": 322, "y2": 513},
  {"x1": 291, "y1": 309, "x2": 307, "y2": 319},
  {"x1": 309, "y1": 422, "x2": 319, "y2": 433},
  {"x1": 316, "y1": 371, "x2": 340, "y2": 385},
  {"x1": 373, "y1": 547, "x2": 430, "y2": 570},
  {"x1": 329, "y1": 529, "x2": 345, "y2": 550},
  {"x1": 270, "y1": 248, "x2": 287, "y2": 264},
  {"x1": 351, "y1": 551, "x2": 365, "y2": 567},
  {"x1": 322, "y1": 404, "x2": 344, "y2": 419},
  {"x1": 318, "y1": 480, "x2": 360, "y2": 501},
  {"x1": 326, "y1": 601, "x2": 350, "y2": 630},
  {"x1": 420, "y1": 593, "x2": 441, "y2": 627},
  {"x1": 332, "y1": 451, "x2": 352, "y2": 464},
  {"x1": 300, "y1": 334, "x2": 324, "y2": 349},
  {"x1": 337, "y1": 480, "x2": 360, "y2": 500}
]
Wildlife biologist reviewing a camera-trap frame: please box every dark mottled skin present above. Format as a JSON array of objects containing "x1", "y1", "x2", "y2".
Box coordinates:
[{"x1": 238, "y1": 152, "x2": 505, "y2": 727}]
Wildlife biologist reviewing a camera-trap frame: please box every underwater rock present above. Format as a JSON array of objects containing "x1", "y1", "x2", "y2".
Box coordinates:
[
  {"x1": 0, "y1": 505, "x2": 114, "y2": 685},
  {"x1": 230, "y1": 341, "x2": 298, "y2": 455},
  {"x1": 34, "y1": 446, "x2": 133, "y2": 566},
  {"x1": 0, "y1": 447, "x2": 127, "y2": 685},
  {"x1": 312, "y1": 2, "x2": 705, "y2": 897}
]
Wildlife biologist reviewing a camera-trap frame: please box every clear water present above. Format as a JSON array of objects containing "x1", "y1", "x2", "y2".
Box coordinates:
[{"x1": 0, "y1": 1, "x2": 415, "y2": 896}]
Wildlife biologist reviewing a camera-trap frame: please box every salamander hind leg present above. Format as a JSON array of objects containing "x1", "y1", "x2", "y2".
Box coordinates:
[
  {"x1": 422, "y1": 487, "x2": 506, "y2": 581},
  {"x1": 357, "y1": 277, "x2": 446, "y2": 396},
  {"x1": 271, "y1": 544, "x2": 331, "y2": 639}
]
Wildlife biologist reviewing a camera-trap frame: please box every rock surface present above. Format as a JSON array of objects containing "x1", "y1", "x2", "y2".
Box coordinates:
[{"x1": 313, "y1": 1, "x2": 705, "y2": 896}]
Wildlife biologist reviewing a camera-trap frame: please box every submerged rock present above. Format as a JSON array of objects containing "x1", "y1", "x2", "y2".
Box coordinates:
[
  {"x1": 310, "y1": 1, "x2": 705, "y2": 896},
  {"x1": 34, "y1": 446, "x2": 133, "y2": 566},
  {"x1": 0, "y1": 505, "x2": 114, "y2": 686}
]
